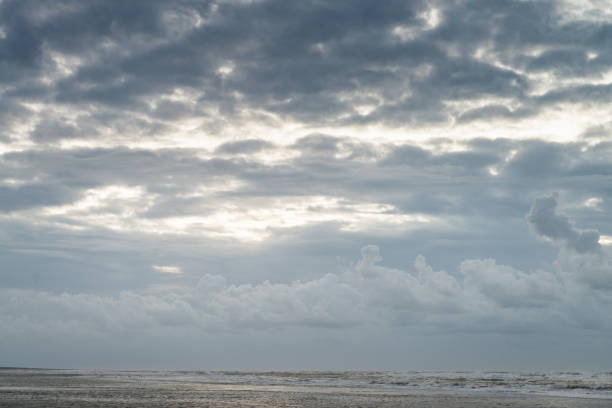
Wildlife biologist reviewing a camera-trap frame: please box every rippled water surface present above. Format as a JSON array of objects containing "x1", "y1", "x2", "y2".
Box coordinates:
[{"x1": 1, "y1": 368, "x2": 611, "y2": 407}]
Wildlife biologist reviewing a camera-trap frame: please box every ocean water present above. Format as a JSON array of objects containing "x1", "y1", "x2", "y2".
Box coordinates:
[
  {"x1": 1, "y1": 368, "x2": 612, "y2": 407},
  {"x1": 205, "y1": 370, "x2": 612, "y2": 397}
]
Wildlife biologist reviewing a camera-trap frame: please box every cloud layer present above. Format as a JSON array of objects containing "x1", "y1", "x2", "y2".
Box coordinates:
[
  {"x1": 1, "y1": 0, "x2": 612, "y2": 369},
  {"x1": 3, "y1": 196, "x2": 611, "y2": 341}
]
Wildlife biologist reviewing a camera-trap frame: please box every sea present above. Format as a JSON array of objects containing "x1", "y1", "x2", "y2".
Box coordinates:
[{"x1": 1, "y1": 368, "x2": 612, "y2": 407}]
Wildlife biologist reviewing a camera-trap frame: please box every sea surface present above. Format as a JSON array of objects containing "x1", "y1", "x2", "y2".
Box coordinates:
[{"x1": 1, "y1": 368, "x2": 612, "y2": 407}]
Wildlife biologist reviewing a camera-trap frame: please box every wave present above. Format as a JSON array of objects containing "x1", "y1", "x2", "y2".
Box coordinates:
[{"x1": 3, "y1": 368, "x2": 611, "y2": 398}]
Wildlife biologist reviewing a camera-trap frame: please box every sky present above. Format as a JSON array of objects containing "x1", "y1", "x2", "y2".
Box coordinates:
[{"x1": 1, "y1": 0, "x2": 612, "y2": 371}]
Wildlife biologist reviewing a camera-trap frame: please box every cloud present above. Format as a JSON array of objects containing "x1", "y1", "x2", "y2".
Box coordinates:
[
  {"x1": 216, "y1": 139, "x2": 276, "y2": 155},
  {"x1": 0, "y1": 244, "x2": 608, "y2": 336},
  {"x1": 1, "y1": 0, "x2": 612, "y2": 369},
  {"x1": 555, "y1": 247, "x2": 612, "y2": 291},
  {"x1": 152, "y1": 265, "x2": 182, "y2": 274},
  {"x1": 585, "y1": 197, "x2": 603, "y2": 210},
  {"x1": 0, "y1": 183, "x2": 79, "y2": 212},
  {"x1": 457, "y1": 104, "x2": 532, "y2": 123},
  {"x1": 527, "y1": 193, "x2": 601, "y2": 253},
  {"x1": 2, "y1": 193, "x2": 612, "y2": 373},
  {"x1": 1, "y1": 0, "x2": 609, "y2": 133},
  {"x1": 29, "y1": 117, "x2": 80, "y2": 143},
  {"x1": 461, "y1": 258, "x2": 562, "y2": 308},
  {"x1": 3, "y1": 192, "x2": 611, "y2": 335}
]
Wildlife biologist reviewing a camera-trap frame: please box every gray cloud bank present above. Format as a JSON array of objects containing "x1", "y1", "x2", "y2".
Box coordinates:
[
  {"x1": 2, "y1": 196, "x2": 611, "y2": 342},
  {"x1": 1, "y1": 0, "x2": 612, "y2": 138}
]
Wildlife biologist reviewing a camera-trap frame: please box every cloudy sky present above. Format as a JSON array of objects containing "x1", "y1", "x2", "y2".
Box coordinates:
[{"x1": 1, "y1": 0, "x2": 612, "y2": 370}]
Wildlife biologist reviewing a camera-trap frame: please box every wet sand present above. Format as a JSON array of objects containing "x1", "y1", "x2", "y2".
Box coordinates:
[{"x1": 1, "y1": 370, "x2": 611, "y2": 407}]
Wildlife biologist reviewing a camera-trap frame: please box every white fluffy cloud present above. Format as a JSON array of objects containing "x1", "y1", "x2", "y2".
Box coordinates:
[{"x1": 3, "y1": 200, "x2": 611, "y2": 340}]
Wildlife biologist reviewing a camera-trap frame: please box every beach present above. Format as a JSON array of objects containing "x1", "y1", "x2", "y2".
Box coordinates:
[{"x1": 1, "y1": 369, "x2": 611, "y2": 407}]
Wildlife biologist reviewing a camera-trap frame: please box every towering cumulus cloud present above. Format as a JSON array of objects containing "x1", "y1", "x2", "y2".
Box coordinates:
[{"x1": 1, "y1": 0, "x2": 611, "y2": 369}]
